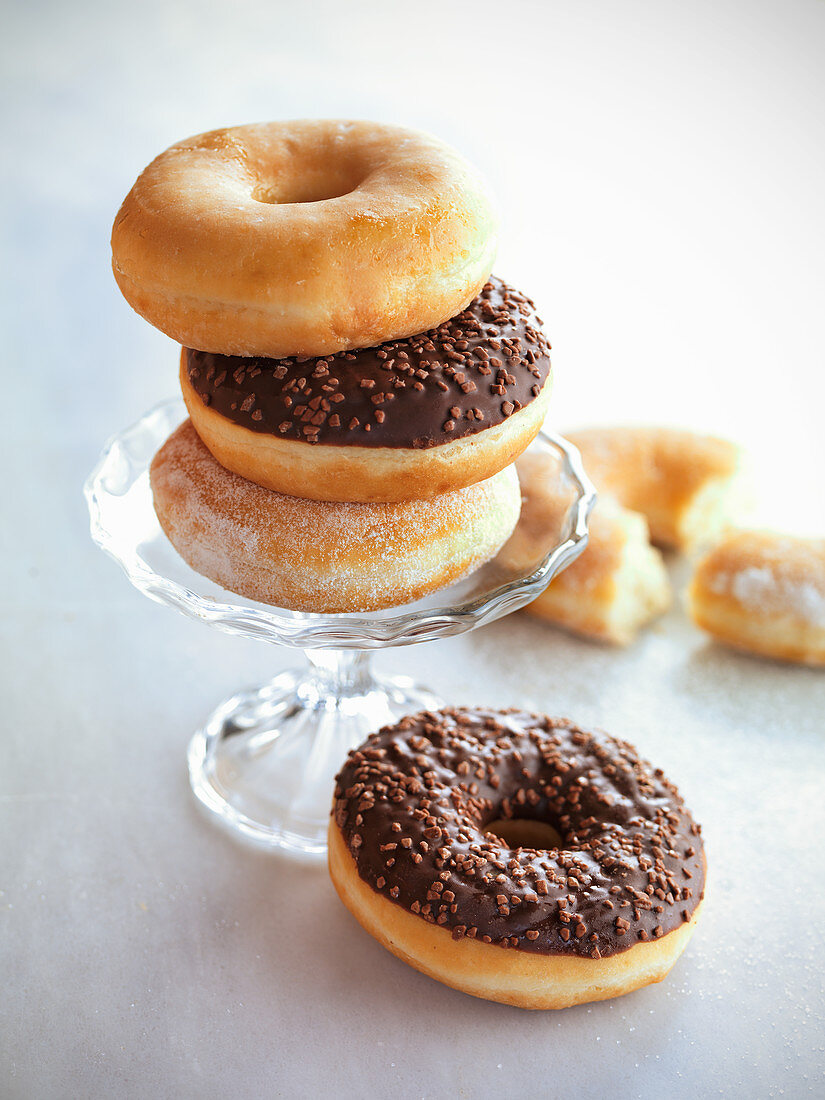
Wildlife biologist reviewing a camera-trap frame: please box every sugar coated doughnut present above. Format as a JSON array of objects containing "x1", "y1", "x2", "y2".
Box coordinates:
[
  {"x1": 567, "y1": 427, "x2": 742, "y2": 549},
  {"x1": 149, "y1": 421, "x2": 521, "y2": 614},
  {"x1": 504, "y1": 452, "x2": 671, "y2": 644},
  {"x1": 330, "y1": 708, "x2": 706, "y2": 1009},
  {"x1": 112, "y1": 120, "x2": 498, "y2": 358},
  {"x1": 182, "y1": 277, "x2": 552, "y2": 502},
  {"x1": 688, "y1": 529, "x2": 825, "y2": 665}
]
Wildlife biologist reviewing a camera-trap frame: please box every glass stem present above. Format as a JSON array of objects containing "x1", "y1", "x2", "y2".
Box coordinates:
[{"x1": 299, "y1": 648, "x2": 375, "y2": 707}]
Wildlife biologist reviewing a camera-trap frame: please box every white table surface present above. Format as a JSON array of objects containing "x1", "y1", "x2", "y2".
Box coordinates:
[{"x1": 3, "y1": 1, "x2": 824, "y2": 1097}]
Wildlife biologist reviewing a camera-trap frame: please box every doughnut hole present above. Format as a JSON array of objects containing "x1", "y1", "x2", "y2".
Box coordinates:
[
  {"x1": 484, "y1": 818, "x2": 564, "y2": 851},
  {"x1": 248, "y1": 142, "x2": 367, "y2": 206},
  {"x1": 251, "y1": 168, "x2": 361, "y2": 205}
]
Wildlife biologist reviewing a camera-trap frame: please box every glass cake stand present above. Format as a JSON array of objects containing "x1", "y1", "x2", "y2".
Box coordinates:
[{"x1": 84, "y1": 399, "x2": 595, "y2": 857}]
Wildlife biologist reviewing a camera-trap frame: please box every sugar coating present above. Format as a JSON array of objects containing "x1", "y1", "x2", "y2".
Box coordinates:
[
  {"x1": 149, "y1": 420, "x2": 521, "y2": 613},
  {"x1": 703, "y1": 532, "x2": 825, "y2": 627},
  {"x1": 711, "y1": 565, "x2": 825, "y2": 627}
]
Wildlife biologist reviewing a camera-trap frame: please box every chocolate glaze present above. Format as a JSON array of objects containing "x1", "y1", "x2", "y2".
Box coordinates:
[
  {"x1": 185, "y1": 277, "x2": 551, "y2": 448},
  {"x1": 333, "y1": 709, "x2": 705, "y2": 959}
]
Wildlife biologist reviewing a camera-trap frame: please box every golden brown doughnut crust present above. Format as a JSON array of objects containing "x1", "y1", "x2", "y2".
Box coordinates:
[
  {"x1": 112, "y1": 120, "x2": 498, "y2": 357},
  {"x1": 149, "y1": 420, "x2": 522, "y2": 613},
  {"x1": 688, "y1": 530, "x2": 825, "y2": 665},
  {"x1": 567, "y1": 427, "x2": 742, "y2": 549},
  {"x1": 329, "y1": 823, "x2": 704, "y2": 1009}
]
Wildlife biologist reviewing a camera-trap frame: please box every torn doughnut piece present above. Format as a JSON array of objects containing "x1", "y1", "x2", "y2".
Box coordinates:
[
  {"x1": 567, "y1": 426, "x2": 743, "y2": 550},
  {"x1": 687, "y1": 530, "x2": 825, "y2": 665},
  {"x1": 503, "y1": 452, "x2": 671, "y2": 644}
]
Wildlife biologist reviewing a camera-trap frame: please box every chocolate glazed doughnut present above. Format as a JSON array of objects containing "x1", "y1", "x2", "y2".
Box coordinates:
[
  {"x1": 329, "y1": 708, "x2": 706, "y2": 1009},
  {"x1": 182, "y1": 278, "x2": 552, "y2": 502}
]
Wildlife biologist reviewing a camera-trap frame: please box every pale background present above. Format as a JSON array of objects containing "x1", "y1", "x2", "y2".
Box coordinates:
[{"x1": 2, "y1": 1, "x2": 824, "y2": 1097}]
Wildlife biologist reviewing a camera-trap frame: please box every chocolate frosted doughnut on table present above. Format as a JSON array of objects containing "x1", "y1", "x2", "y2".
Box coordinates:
[
  {"x1": 182, "y1": 278, "x2": 553, "y2": 501},
  {"x1": 329, "y1": 708, "x2": 706, "y2": 1008}
]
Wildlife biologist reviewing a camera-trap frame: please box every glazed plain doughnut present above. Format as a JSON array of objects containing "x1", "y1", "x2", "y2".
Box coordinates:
[
  {"x1": 181, "y1": 277, "x2": 551, "y2": 501},
  {"x1": 329, "y1": 708, "x2": 706, "y2": 1009},
  {"x1": 150, "y1": 421, "x2": 521, "y2": 614},
  {"x1": 112, "y1": 120, "x2": 498, "y2": 358},
  {"x1": 688, "y1": 530, "x2": 825, "y2": 665},
  {"x1": 503, "y1": 452, "x2": 671, "y2": 644},
  {"x1": 567, "y1": 427, "x2": 742, "y2": 549}
]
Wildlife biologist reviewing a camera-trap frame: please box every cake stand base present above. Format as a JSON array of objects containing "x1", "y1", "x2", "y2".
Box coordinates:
[{"x1": 187, "y1": 649, "x2": 441, "y2": 857}]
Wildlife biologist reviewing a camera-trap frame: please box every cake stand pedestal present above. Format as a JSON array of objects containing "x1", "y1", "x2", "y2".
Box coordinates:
[
  {"x1": 187, "y1": 650, "x2": 440, "y2": 854},
  {"x1": 85, "y1": 399, "x2": 595, "y2": 857}
]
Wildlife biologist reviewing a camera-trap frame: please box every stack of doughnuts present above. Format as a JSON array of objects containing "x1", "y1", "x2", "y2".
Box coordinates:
[{"x1": 112, "y1": 120, "x2": 555, "y2": 613}]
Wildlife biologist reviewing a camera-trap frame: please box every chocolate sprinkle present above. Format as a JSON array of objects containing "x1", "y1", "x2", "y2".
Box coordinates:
[
  {"x1": 333, "y1": 709, "x2": 706, "y2": 958},
  {"x1": 185, "y1": 278, "x2": 551, "y2": 449}
]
